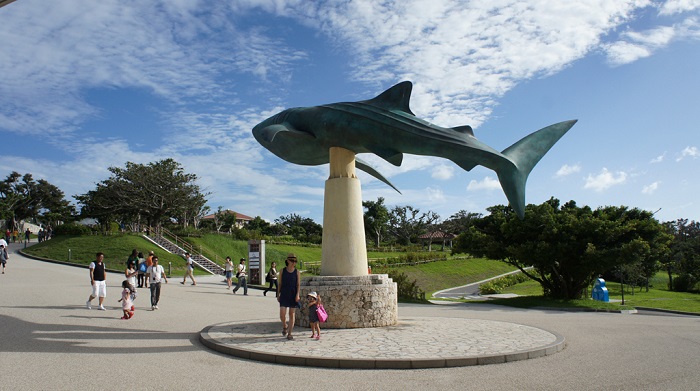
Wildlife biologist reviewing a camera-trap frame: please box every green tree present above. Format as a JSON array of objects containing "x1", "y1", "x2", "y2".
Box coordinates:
[
  {"x1": 666, "y1": 219, "x2": 700, "y2": 291},
  {"x1": 275, "y1": 213, "x2": 322, "y2": 243},
  {"x1": 387, "y1": 205, "x2": 439, "y2": 245},
  {"x1": 76, "y1": 159, "x2": 209, "y2": 229},
  {"x1": 453, "y1": 199, "x2": 671, "y2": 299},
  {"x1": 363, "y1": 197, "x2": 389, "y2": 247},
  {"x1": 438, "y1": 210, "x2": 481, "y2": 235},
  {"x1": 0, "y1": 172, "x2": 75, "y2": 228}
]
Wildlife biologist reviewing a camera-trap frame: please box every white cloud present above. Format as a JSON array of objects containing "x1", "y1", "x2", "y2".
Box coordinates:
[
  {"x1": 555, "y1": 163, "x2": 581, "y2": 177},
  {"x1": 605, "y1": 26, "x2": 676, "y2": 65},
  {"x1": 650, "y1": 153, "x2": 666, "y2": 163},
  {"x1": 431, "y1": 164, "x2": 454, "y2": 180},
  {"x1": 660, "y1": 0, "x2": 700, "y2": 15},
  {"x1": 467, "y1": 176, "x2": 501, "y2": 191},
  {"x1": 677, "y1": 146, "x2": 699, "y2": 161},
  {"x1": 584, "y1": 168, "x2": 628, "y2": 192},
  {"x1": 642, "y1": 181, "x2": 660, "y2": 194}
]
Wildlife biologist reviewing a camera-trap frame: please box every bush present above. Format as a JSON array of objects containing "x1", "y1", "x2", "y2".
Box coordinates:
[
  {"x1": 479, "y1": 273, "x2": 530, "y2": 294},
  {"x1": 369, "y1": 252, "x2": 446, "y2": 267},
  {"x1": 387, "y1": 270, "x2": 426, "y2": 301},
  {"x1": 53, "y1": 223, "x2": 93, "y2": 236},
  {"x1": 672, "y1": 274, "x2": 699, "y2": 292}
]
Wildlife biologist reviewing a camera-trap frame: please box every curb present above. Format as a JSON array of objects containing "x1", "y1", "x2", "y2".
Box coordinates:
[{"x1": 199, "y1": 319, "x2": 566, "y2": 369}]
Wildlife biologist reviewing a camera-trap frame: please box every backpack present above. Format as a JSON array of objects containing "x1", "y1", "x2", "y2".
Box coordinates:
[{"x1": 139, "y1": 262, "x2": 147, "y2": 273}]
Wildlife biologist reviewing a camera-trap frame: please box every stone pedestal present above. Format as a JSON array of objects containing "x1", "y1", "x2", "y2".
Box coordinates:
[
  {"x1": 297, "y1": 275, "x2": 398, "y2": 328},
  {"x1": 321, "y1": 147, "x2": 369, "y2": 276},
  {"x1": 307, "y1": 147, "x2": 398, "y2": 329}
]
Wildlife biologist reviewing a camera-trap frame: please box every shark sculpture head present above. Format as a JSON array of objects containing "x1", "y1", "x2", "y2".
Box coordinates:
[{"x1": 252, "y1": 108, "x2": 328, "y2": 166}]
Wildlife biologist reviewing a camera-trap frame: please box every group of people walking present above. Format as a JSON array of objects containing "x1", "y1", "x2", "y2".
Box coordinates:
[
  {"x1": 83, "y1": 250, "x2": 323, "y2": 339},
  {"x1": 86, "y1": 249, "x2": 169, "y2": 317}
]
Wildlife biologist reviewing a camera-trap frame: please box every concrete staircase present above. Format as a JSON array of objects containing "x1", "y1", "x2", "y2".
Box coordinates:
[{"x1": 145, "y1": 227, "x2": 224, "y2": 276}]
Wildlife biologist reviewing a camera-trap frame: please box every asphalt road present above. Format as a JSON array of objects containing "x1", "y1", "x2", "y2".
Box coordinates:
[{"x1": 1, "y1": 242, "x2": 699, "y2": 391}]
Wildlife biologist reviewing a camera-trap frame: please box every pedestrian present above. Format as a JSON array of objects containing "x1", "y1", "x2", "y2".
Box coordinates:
[
  {"x1": 232, "y1": 258, "x2": 248, "y2": 295},
  {"x1": 24, "y1": 228, "x2": 30, "y2": 244},
  {"x1": 181, "y1": 252, "x2": 196, "y2": 285},
  {"x1": 263, "y1": 262, "x2": 278, "y2": 297},
  {"x1": 137, "y1": 252, "x2": 147, "y2": 288},
  {"x1": 147, "y1": 256, "x2": 168, "y2": 310},
  {"x1": 143, "y1": 251, "x2": 154, "y2": 289},
  {"x1": 127, "y1": 249, "x2": 138, "y2": 268},
  {"x1": 0, "y1": 244, "x2": 8, "y2": 274},
  {"x1": 124, "y1": 260, "x2": 138, "y2": 308},
  {"x1": 307, "y1": 291, "x2": 321, "y2": 340},
  {"x1": 12, "y1": 229, "x2": 18, "y2": 243},
  {"x1": 86, "y1": 252, "x2": 107, "y2": 311},
  {"x1": 118, "y1": 280, "x2": 135, "y2": 320},
  {"x1": 224, "y1": 256, "x2": 234, "y2": 289},
  {"x1": 278, "y1": 253, "x2": 300, "y2": 340}
]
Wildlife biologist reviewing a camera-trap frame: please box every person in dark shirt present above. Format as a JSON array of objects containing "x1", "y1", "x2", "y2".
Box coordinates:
[{"x1": 86, "y1": 252, "x2": 107, "y2": 310}]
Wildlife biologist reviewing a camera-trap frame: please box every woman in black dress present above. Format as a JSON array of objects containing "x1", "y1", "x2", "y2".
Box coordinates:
[{"x1": 277, "y1": 254, "x2": 300, "y2": 340}]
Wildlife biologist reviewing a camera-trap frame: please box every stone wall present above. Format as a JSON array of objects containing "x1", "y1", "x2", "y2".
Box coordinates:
[{"x1": 296, "y1": 274, "x2": 398, "y2": 329}]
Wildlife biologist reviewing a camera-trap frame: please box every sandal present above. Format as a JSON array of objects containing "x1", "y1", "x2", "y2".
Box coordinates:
[
  {"x1": 282, "y1": 327, "x2": 287, "y2": 336},
  {"x1": 287, "y1": 334, "x2": 294, "y2": 340}
]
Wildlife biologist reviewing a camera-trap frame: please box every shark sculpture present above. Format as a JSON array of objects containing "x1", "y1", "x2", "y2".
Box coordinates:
[{"x1": 253, "y1": 81, "x2": 576, "y2": 218}]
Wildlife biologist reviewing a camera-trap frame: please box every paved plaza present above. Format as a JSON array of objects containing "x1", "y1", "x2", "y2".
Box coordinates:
[{"x1": 1, "y1": 242, "x2": 699, "y2": 390}]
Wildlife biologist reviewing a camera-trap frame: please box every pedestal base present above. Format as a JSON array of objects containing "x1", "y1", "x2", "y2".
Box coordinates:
[{"x1": 297, "y1": 275, "x2": 398, "y2": 328}]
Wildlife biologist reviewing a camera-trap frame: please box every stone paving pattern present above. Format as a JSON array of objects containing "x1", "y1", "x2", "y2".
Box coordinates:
[{"x1": 201, "y1": 316, "x2": 564, "y2": 368}]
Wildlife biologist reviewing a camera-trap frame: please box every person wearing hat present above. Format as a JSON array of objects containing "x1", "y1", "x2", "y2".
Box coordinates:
[
  {"x1": 278, "y1": 253, "x2": 301, "y2": 340},
  {"x1": 306, "y1": 291, "x2": 322, "y2": 340}
]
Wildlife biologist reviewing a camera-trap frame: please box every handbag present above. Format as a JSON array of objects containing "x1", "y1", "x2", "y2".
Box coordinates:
[{"x1": 316, "y1": 304, "x2": 328, "y2": 323}]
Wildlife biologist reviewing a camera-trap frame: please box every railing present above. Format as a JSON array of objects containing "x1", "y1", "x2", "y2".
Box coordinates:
[
  {"x1": 150, "y1": 227, "x2": 224, "y2": 275},
  {"x1": 154, "y1": 226, "x2": 197, "y2": 256}
]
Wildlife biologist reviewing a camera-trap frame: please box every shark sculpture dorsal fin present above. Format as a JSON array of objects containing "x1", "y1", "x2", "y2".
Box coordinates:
[{"x1": 362, "y1": 81, "x2": 415, "y2": 115}]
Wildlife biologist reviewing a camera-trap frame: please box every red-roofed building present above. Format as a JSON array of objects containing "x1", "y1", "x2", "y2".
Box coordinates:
[
  {"x1": 202, "y1": 209, "x2": 254, "y2": 229},
  {"x1": 418, "y1": 231, "x2": 457, "y2": 252}
]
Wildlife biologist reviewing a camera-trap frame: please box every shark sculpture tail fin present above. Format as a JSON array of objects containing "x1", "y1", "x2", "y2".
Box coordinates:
[{"x1": 496, "y1": 120, "x2": 577, "y2": 219}]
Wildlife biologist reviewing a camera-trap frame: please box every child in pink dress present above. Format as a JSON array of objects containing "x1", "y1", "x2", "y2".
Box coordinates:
[{"x1": 118, "y1": 280, "x2": 135, "y2": 319}]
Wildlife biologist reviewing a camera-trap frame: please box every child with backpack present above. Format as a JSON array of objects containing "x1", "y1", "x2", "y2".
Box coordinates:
[{"x1": 307, "y1": 291, "x2": 323, "y2": 340}]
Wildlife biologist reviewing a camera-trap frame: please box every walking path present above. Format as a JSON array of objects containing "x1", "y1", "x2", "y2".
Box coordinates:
[{"x1": 2, "y1": 242, "x2": 699, "y2": 390}]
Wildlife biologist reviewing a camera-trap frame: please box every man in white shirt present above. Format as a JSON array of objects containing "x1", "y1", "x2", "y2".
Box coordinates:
[
  {"x1": 147, "y1": 256, "x2": 168, "y2": 310},
  {"x1": 180, "y1": 252, "x2": 196, "y2": 286},
  {"x1": 232, "y1": 258, "x2": 248, "y2": 295}
]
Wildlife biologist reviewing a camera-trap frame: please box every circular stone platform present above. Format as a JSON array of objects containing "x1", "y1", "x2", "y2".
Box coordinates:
[{"x1": 200, "y1": 317, "x2": 565, "y2": 369}]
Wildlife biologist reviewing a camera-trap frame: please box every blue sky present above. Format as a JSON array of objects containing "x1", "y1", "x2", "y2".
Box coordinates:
[{"x1": 1, "y1": 1, "x2": 698, "y2": 225}]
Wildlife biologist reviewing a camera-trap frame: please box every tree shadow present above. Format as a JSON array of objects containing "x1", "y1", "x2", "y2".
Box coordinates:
[{"x1": 0, "y1": 314, "x2": 201, "y2": 354}]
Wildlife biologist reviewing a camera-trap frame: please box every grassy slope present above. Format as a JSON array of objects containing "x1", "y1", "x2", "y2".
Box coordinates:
[{"x1": 22, "y1": 234, "x2": 189, "y2": 273}]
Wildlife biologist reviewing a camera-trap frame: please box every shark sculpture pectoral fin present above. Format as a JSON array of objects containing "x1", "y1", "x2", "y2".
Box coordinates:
[{"x1": 356, "y1": 157, "x2": 402, "y2": 194}]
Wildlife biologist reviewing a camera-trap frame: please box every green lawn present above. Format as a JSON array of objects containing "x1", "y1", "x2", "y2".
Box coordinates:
[
  {"x1": 373, "y1": 257, "x2": 519, "y2": 296},
  {"x1": 22, "y1": 234, "x2": 190, "y2": 273},
  {"x1": 496, "y1": 274, "x2": 700, "y2": 313}
]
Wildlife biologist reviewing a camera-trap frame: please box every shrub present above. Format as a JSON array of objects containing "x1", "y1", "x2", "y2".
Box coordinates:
[
  {"x1": 479, "y1": 273, "x2": 530, "y2": 295},
  {"x1": 53, "y1": 223, "x2": 93, "y2": 236},
  {"x1": 387, "y1": 270, "x2": 426, "y2": 301}
]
